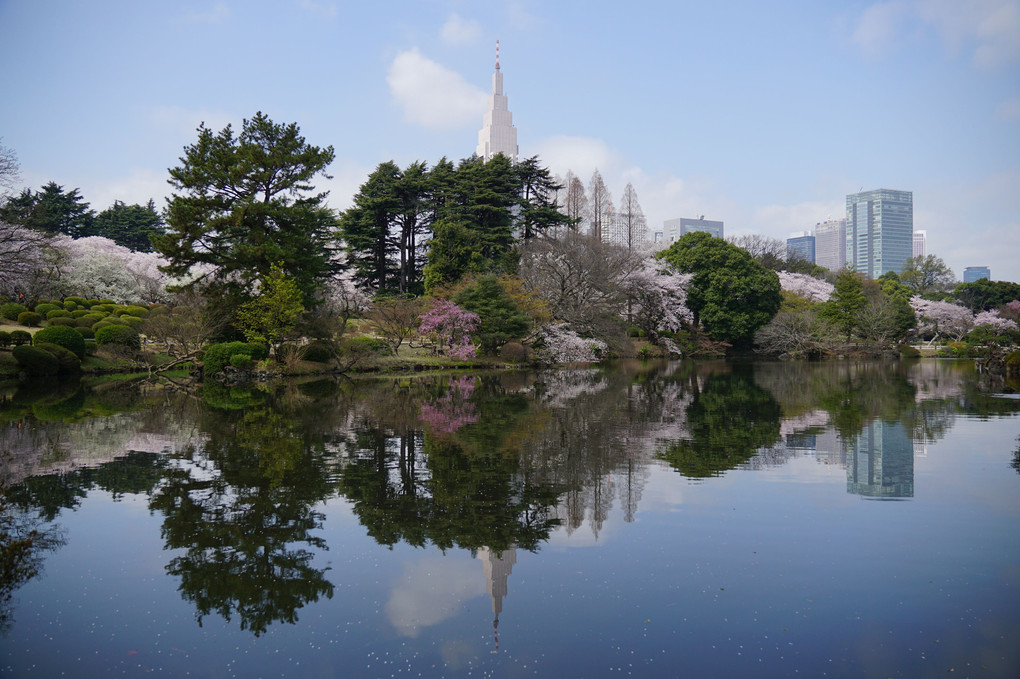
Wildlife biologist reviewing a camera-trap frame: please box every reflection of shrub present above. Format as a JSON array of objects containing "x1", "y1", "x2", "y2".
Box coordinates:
[
  {"x1": 899, "y1": 344, "x2": 921, "y2": 358},
  {"x1": 12, "y1": 345, "x2": 59, "y2": 376},
  {"x1": 17, "y1": 311, "x2": 41, "y2": 327},
  {"x1": 499, "y1": 342, "x2": 529, "y2": 364},
  {"x1": 34, "y1": 325, "x2": 87, "y2": 359},
  {"x1": 1, "y1": 302, "x2": 28, "y2": 320},
  {"x1": 10, "y1": 330, "x2": 31, "y2": 346},
  {"x1": 95, "y1": 324, "x2": 141, "y2": 351},
  {"x1": 35, "y1": 342, "x2": 81, "y2": 373}
]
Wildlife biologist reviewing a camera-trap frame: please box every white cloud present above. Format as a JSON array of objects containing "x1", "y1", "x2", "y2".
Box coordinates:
[
  {"x1": 386, "y1": 49, "x2": 488, "y2": 129},
  {"x1": 751, "y1": 200, "x2": 845, "y2": 240},
  {"x1": 385, "y1": 556, "x2": 486, "y2": 637},
  {"x1": 441, "y1": 12, "x2": 482, "y2": 46},
  {"x1": 915, "y1": 0, "x2": 1020, "y2": 66},
  {"x1": 319, "y1": 158, "x2": 374, "y2": 212},
  {"x1": 81, "y1": 168, "x2": 169, "y2": 212},
  {"x1": 297, "y1": 0, "x2": 338, "y2": 20},
  {"x1": 851, "y1": 1, "x2": 910, "y2": 58},
  {"x1": 182, "y1": 2, "x2": 230, "y2": 24}
]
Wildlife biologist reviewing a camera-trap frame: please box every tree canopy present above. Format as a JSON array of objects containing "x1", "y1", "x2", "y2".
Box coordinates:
[
  {"x1": 92, "y1": 199, "x2": 165, "y2": 252},
  {"x1": 657, "y1": 232, "x2": 782, "y2": 347},
  {"x1": 0, "y1": 182, "x2": 94, "y2": 238},
  {"x1": 154, "y1": 111, "x2": 336, "y2": 304}
]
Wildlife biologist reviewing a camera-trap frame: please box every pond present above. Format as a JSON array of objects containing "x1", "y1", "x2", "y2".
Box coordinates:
[{"x1": 1, "y1": 359, "x2": 1018, "y2": 678}]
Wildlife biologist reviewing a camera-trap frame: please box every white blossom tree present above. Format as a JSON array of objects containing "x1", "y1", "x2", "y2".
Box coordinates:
[
  {"x1": 777, "y1": 271, "x2": 834, "y2": 302},
  {"x1": 623, "y1": 259, "x2": 694, "y2": 341},
  {"x1": 910, "y1": 297, "x2": 974, "y2": 342}
]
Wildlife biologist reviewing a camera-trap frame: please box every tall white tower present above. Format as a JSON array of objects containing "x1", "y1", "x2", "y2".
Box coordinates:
[{"x1": 476, "y1": 41, "x2": 518, "y2": 161}]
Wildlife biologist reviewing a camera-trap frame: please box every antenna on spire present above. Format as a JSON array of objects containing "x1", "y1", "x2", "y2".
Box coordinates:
[{"x1": 495, "y1": 39, "x2": 500, "y2": 70}]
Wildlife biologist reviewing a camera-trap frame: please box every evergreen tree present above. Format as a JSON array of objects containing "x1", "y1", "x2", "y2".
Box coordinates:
[
  {"x1": 93, "y1": 199, "x2": 165, "y2": 251},
  {"x1": 0, "y1": 182, "x2": 94, "y2": 237}
]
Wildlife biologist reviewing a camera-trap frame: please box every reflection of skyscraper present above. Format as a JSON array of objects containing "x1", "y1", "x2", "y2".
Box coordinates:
[
  {"x1": 477, "y1": 546, "x2": 517, "y2": 648},
  {"x1": 846, "y1": 420, "x2": 914, "y2": 499}
]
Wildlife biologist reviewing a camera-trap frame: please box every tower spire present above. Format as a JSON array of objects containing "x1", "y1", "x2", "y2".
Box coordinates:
[
  {"x1": 476, "y1": 40, "x2": 518, "y2": 161},
  {"x1": 496, "y1": 39, "x2": 500, "y2": 70}
]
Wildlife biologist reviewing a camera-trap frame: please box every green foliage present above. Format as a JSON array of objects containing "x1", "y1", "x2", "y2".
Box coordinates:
[
  {"x1": 235, "y1": 263, "x2": 305, "y2": 347},
  {"x1": 341, "y1": 336, "x2": 390, "y2": 355},
  {"x1": 201, "y1": 341, "x2": 267, "y2": 376},
  {"x1": 9, "y1": 330, "x2": 31, "y2": 346},
  {"x1": 900, "y1": 255, "x2": 955, "y2": 295},
  {"x1": 1, "y1": 302, "x2": 27, "y2": 320},
  {"x1": 300, "y1": 340, "x2": 335, "y2": 363},
  {"x1": 453, "y1": 275, "x2": 530, "y2": 354},
  {"x1": 92, "y1": 199, "x2": 165, "y2": 251},
  {"x1": 229, "y1": 353, "x2": 254, "y2": 370},
  {"x1": 47, "y1": 317, "x2": 76, "y2": 327},
  {"x1": 33, "y1": 303, "x2": 58, "y2": 316},
  {"x1": 154, "y1": 111, "x2": 336, "y2": 306},
  {"x1": 657, "y1": 232, "x2": 782, "y2": 347},
  {"x1": 34, "y1": 342, "x2": 81, "y2": 373},
  {"x1": 423, "y1": 219, "x2": 487, "y2": 293},
  {"x1": 0, "y1": 330, "x2": 10, "y2": 348},
  {"x1": 12, "y1": 345, "x2": 59, "y2": 376},
  {"x1": 45, "y1": 309, "x2": 71, "y2": 320},
  {"x1": 17, "y1": 311, "x2": 41, "y2": 327},
  {"x1": 819, "y1": 269, "x2": 867, "y2": 340},
  {"x1": 899, "y1": 344, "x2": 921, "y2": 358},
  {"x1": 0, "y1": 181, "x2": 94, "y2": 237},
  {"x1": 33, "y1": 325, "x2": 87, "y2": 358},
  {"x1": 65, "y1": 296, "x2": 87, "y2": 306},
  {"x1": 94, "y1": 324, "x2": 141, "y2": 351},
  {"x1": 953, "y1": 278, "x2": 1020, "y2": 312},
  {"x1": 119, "y1": 315, "x2": 144, "y2": 328},
  {"x1": 122, "y1": 305, "x2": 150, "y2": 318}
]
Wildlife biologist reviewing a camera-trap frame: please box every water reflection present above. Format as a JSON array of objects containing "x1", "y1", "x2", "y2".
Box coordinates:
[{"x1": 1, "y1": 359, "x2": 1018, "y2": 639}]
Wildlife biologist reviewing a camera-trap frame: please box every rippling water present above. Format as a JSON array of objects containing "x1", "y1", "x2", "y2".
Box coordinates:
[{"x1": 1, "y1": 359, "x2": 1018, "y2": 678}]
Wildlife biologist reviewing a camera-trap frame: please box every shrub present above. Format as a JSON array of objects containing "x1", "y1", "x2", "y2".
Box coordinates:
[
  {"x1": 92, "y1": 320, "x2": 115, "y2": 332},
  {"x1": 301, "y1": 340, "x2": 335, "y2": 363},
  {"x1": 85, "y1": 298, "x2": 101, "y2": 307},
  {"x1": 1, "y1": 302, "x2": 28, "y2": 320},
  {"x1": 62, "y1": 301, "x2": 78, "y2": 311},
  {"x1": 17, "y1": 311, "x2": 41, "y2": 327},
  {"x1": 119, "y1": 315, "x2": 144, "y2": 328},
  {"x1": 343, "y1": 336, "x2": 390, "y2": 354},
  {"x1": 77, "y1": 327, "x2": 95, "y2": 340},
  {"x1": 898, "y1": 344, "x2": 921, "y2": 358},
  {"x1": 71, "y1": 309, "x2": 91, "y2": 318},
  {"x1": 65, "y1": 296, "x2": 88, "y2": 307},
  {"x1": 229, "y1": 353, "x2": 254, "y2": 370},
  {"x1": 12, "y1": 345, "x2": 59, "y2": 376},
  {"x1": 34, "y1": 325, "x2": 87, "y2": 359},
  {"x1": 92, "y1": 304, "x2": 116, "y2": 313},
  {"x1": 201, "y1": 341, "x2": 265, "y2": 376},
  {"x1": 35, "y1": 342, "x2": 81, "y2": 373},
  {"x1": 46, "y1": 309, "x2": 72, "y2": 320},
  {"x1": 0, "y1": 331, "x2": 10, "y2": 348},
  {"x1": 33, "y1": 303, "x2": 59, "y2": 316},
  {"x1": 122, "y1": 305, "x2": 150, "y2": 319},
  {"x1": 95, "y1": 324, "x2": 141, "y2": 351},
  {"x1": 48, "y1": 317, "x2": 77, "y2": 327},
  {"x1": 9, "y1": 330, "x2": 31, "y2": 346},
  {"x1": 98, "y1": 299, "x2": 116, "y2": 305},
  {"x1": 499, "y1": 341, "x2": 529, "y2": 364}
]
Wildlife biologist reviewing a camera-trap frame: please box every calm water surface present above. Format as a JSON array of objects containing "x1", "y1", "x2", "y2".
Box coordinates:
[{"x1": 1, "y1": 359, "x2": 1018, "y2": 678}]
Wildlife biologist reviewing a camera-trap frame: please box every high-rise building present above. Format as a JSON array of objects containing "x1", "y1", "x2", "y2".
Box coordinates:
[
  {"x1": 476, "y1": 41, "x2": 518, "y2": 162},
  {"x1": 845, "y1": 189, "x2": 913, "y2": 278},
  {"x1": 814, "y1": 218, "x2": 846, "y2": 271},
  {"x1": 662, "y1": 216, "x2": 724, "y2": 243},
  {"x1": 787, "y1": 232, "x2": 815, "y2": 264},
  {"x1": 963, "y1": 266, "x2": 990, "y2": 282},
  {"x1": 912, "y1": 230, "x2": 926, "y2": 259}
]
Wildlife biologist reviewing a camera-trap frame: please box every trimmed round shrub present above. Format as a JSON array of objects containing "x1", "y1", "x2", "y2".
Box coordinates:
[
  {"x1": 122, "y1": 305, "x2": 150, "y2": 319},
  {"x1": 62, "y1": 301, "x2": 78, "y2": 311},
  {"x1": 33, "y1": 303, "x2": 59, "y2": 316},
  {"x1": 12, "y1": 345, "x2": 59, "y2": 376},
  {"x1": 9, "y1": 330, "x2": 32, "y2": 346},
  {"x1": 95, "y1": 324, "x2": 141, "y2": 351},
  {"x1": 201, "y1": 341, "x2": 267, "y2": 376},
  {"x1": 48, "y1": 317, "x2": 77, "y2": 327},
  {"x1": 343, "y1": 336, "x2": 390, "y2": 354},
  {"x1": 85, "y1": 298, "x2": 101, "y2": 307},
  {"x1": 0, "y1": 330, "x2": 11, "y2": 348},
  {"x1": 105, "y1": 315, "x2": 131, "y2": 326},
  {"x1": 301, "y1": 340, "x2": 335, "y2": 363},
  {"x1": 98, "y1": 299, "x2": 116, "y2": 305},
  {"x1": 92, "y1": 304, "x2": 116, "y2": 313},
  {"x1": 71, "y1": 309, "x2": 91, "y2": 318},
  {"x1": 34, "y1": 324, "x2": 87, "y2": 359},
  {"x1": 92, "y1": 320, "x2": 115, "y2": 332},
  {"x1": 499, "y1": 341, "x2": 529, "y2": 364},
  {"x1": 1, "y1": 302, "x2": 28, "y2": 320},
  {"x1": 77, "y1": 327, "x2": 95, "y2": 340},
  {"x1": 65, "y1": 296, "x2": 88, "y2": 307},
  {"x1": 35, "y1": 342, "x2": 81, "y2": 373},
  {"x1": 119, "y1": 315, "x2": 144, "y2": 329},
  {"x1": 147, "y1": 304, "x2": 169, "y2": 317},
  {"x1": 46, "y1": 309, "x2": 72, "y2": 320},
  {"x1": 17, "y1": 311, "x2": 41, "y2": 327},
  {"x1": 229, "y1": 353, "x2": 254, "y2": 370}
]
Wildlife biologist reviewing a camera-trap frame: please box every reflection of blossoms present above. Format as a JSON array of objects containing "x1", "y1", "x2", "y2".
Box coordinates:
[{"x1": 419, "y1": 377, "x2": 478, "y2": 434}]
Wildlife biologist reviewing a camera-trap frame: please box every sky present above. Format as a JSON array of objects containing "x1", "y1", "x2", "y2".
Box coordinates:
[{"x1": 1, "y1": 0, "x2": 1018, "y2": 282}]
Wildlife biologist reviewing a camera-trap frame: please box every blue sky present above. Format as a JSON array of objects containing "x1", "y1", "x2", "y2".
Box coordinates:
[{"x1": 1, "y1": 0, "x2": 1018, "y2": 282}]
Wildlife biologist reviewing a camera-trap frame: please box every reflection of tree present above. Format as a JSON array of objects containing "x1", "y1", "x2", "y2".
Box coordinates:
[
  {"x1": 149, "y1": 405, "x2": 337, "y2": 636},
  {"x1": 1012, "y1": 436, "x2": 1020, "y2": 476},
  {"x1": 658, "y1": 368, "x2": 782, "y2": 478}
]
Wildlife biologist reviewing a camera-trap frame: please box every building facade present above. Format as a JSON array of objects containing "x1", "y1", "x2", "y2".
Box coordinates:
[
  {"x1": 814, "y1": 218, "x2": 846, "y2": 271},
  {"x1": 845, "y1": 189, "x2": 913, "y2": 278},
  {"x1": 963, "y1": 266, "x2": 991, "y2": 282},
  {"x1": 912, "y1": 230, "x2": 926, "y2": 259},
  {"x1": 662, "y1": 216, "x2": 724, "y2": 243},
  {"x1": 476, "y1": 42, "x2": 518, "y2": 161},
  {"x1": 787, "y1": 233, "x2": 816, "y2": 264}
]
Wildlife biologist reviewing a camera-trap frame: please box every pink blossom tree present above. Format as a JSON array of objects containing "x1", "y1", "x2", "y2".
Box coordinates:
[
  {"x1": 910, "y1": 297, "x2": 974, "y2": 342},
  {"x1": 776, "y1": 271, "x2": 834, "y2": 302},
  {"x1": 417, "y1": 298, "x2": 480, "y2": 360}
]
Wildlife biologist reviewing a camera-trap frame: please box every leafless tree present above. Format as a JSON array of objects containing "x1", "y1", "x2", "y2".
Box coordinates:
[
  {"x1": 518, "y1": 231, "x2": 640, "y2": 342},
  {"x1": 0, "y1": 138, "x2": 20, "y2": 196},
  {"x1": 587, "y1": 169, "x2": 614, "y2": 242},
  {"x1": 727, "y1": 234, "x2": 788, "y2": 270},
  {"x1": 617, "y1": 183, "x2": 647, "y2": 250},
  {"x1": 0, "y1": 221, "x2": 58, "y2": 298},
  {"x1": 563, "y1": 171, "x2": 587, "y2": 231},
  {"x1": 141, "y1": 290, "x2": 232, "y2": 361},
  {"x1": 368, "y1": 296, "x2": 423, "y2": 354}
]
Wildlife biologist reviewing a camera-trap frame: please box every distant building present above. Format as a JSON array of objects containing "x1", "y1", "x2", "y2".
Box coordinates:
[
  {"x1": 662, "y1": 216, "x2": 724, "y2": 243},
  {"x1": 814, "y1": 218, "x2": 846, "y2": 271},
  {"x1": 846, "y1": 189, "x2": 913, "y2": 278},
  {"x1": 912, "y1": 230, "x2": 926, "y2": 259},
  {"x1": 476, "y1": 41, "x2": 518, "y2": 161},
  {"x1": 787, "y1": 232, "x2": 815, "y2": 264},
  {"x1": 652, "y1": 230, "x2": 664, "y2": 244},
  {"x1": 963, "y1": 266, "x2": 990, "y2": 282}
]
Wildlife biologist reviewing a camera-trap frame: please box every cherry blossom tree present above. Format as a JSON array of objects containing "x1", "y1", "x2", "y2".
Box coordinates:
[
  {"x1": 973, "y1": 309, "x2": 1018, "y2": 332},
  {"x1": 623, "y1": 259, "x2": 694, "y2": 341},
  {"x1": 417, "y1": 298, "x2": 480, "y2": 360},
  {"x1": 776, "y1": 271, "x2": 834, "y2": 302},
  {"x1": 537, "y1": 323, "x2": 608, "y2": 364},
  {"x1": 910, "y1": 297, "x2": 974, "y2": 342}
]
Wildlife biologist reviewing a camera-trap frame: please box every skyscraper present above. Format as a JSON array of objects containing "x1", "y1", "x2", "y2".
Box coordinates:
[
  {"x1": 912, "y1": 230, "x2": 926, "y2": 259},
  {"x1": 845, "y1": 189, "x2": 913, "y2": 278},
  {"x1": 963, "y1": 266, "x2": 990, "y2": 282},
  {"x1": 476, "y1": 41, "x2": 518, "y2": 161},
  {"x1": 787, "y1": 232, "x2": 815, "y2": 263},
  {"x1": 814, "y1": 218, "x2": 846, "y2": 271},
  {"x1": 662, "y1": 216, "x2": 724, "y2": 243}
]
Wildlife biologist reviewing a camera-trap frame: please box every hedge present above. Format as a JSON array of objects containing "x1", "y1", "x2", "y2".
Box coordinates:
[
  {"x1": 1, "y1": 302, "x2": 28, "y2": 320},
  {"x1": 12, "y1": 345, "x2": 59, "y2": 376},
  {"x1": 202, "y1": 341, "x2": 268, "y2": 376},
  {"x1": 33, "y1": 325, "x2": 87, "y2": 359},
  {"x1": 95, "y1": 324, "x2": 141, "y2": 350},
  {"x1": 17, "y1": 311, "x2": 41, "y2": 327}
]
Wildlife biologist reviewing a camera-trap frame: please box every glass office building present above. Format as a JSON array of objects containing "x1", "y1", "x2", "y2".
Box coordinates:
[
  {"x1": 963, "y1": 266, "x2": 990, "y2": 282},
  {"x1": 786, "y1": 234, "x2": 815, "y2": 263},
  {"x1": 845, "y1": 189, "x2": 913, "y2": 278}
]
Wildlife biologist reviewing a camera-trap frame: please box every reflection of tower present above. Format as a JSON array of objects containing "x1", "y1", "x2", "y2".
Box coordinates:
[
  {"x1": 846, "y1": 420, "x2": 914, "y2": 499},
  {"x1": 477, "y1": 546, "x2": 517, "y2": 650}
]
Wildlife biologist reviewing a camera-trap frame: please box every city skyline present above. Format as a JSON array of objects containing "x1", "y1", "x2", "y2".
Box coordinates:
[{"x1": 0, "y1": 1, "x2": 1017, "y2": 282}]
